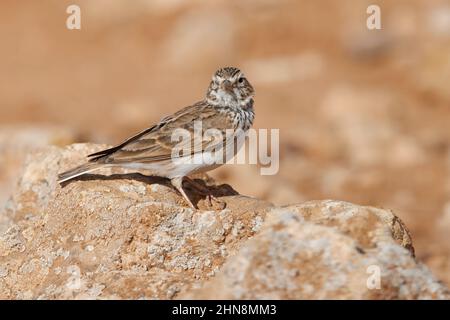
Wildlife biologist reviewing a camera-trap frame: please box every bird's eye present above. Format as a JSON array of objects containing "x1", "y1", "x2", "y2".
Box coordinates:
[{"x1": 238, "y1": 77, "x2": 244, "y2": 84}]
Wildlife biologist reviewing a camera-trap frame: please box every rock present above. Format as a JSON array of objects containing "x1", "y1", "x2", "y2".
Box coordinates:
[
  {"x1": 0, "y1": 144, "x2": 271, "y2": 299},
  {"x1": 183, "y1": 203, "x2": 446, "y2": 299},
  {"x1": 0, "y1": 126, "x2": 77, "y2": 232},
  {"x1": 0, "y1": 143, "x2": 448, "y2": 299},
  {"x1": 281, "y1": 201, "x2": 415, "y2": 256}
]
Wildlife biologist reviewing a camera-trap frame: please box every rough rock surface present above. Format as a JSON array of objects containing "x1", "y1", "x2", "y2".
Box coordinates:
[
  {"x1": 0, "y1": 126, "x2": 76, "y2": 232},
  {"x1": 0, "y1": 144, "x2": 448, "y2": 299},
  {"x1": 183, "y1": 203, "x2": 440, "y2": 299}
]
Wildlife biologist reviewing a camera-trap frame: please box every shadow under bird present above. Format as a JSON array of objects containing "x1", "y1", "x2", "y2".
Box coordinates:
[{"x1": 58, "y1": 67, "x2": 255, "y2": 209}]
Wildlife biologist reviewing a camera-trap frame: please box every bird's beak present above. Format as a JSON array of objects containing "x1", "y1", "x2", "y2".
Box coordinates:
[{"x1": 221, "y1": 80, "x2": 233, "y2": 93}]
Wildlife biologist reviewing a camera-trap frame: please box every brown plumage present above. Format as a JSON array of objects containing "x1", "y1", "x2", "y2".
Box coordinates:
[{"x1": 58, "y1": 67, "x2": 255, "y2": 209}]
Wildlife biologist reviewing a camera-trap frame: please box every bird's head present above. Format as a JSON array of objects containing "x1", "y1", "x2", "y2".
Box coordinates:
[{"x1": 206, "y1": 67, "x2": 254, "y2": 108}]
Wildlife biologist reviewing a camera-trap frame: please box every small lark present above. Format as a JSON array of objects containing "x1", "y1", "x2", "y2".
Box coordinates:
[{"x1": 58, "y1": 67, "x2": 255, "y2": 209}]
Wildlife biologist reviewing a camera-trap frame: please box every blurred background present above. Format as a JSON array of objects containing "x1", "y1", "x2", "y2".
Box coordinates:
[{"x1": 0, "y1": 0, "x2": 449, "y2": 286}]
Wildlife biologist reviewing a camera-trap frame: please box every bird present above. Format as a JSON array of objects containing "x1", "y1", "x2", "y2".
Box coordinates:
[{"x1": 58, "y1": 67, "x2": 255, "y2": 209}]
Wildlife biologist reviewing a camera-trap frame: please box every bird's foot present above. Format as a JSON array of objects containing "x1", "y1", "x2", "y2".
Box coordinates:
[
  {"x1": 184, "y1": 177, "x2": 226, "y2": 210},
  {"x1": 205, "y1": 194, "x2": 226, "y2": 210}
]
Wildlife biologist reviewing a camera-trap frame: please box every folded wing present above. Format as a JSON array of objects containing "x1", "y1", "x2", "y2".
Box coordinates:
[{"x1": 88, "y1": 101, "x2": 235, "y2": 165}]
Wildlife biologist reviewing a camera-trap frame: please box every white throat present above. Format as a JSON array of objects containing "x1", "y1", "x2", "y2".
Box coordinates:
[
  {"x1": 207, "y1": 89, "x2": 253, "y2": 109},
  {"x1": 211, "y1": 89, "x2": 238, "y2": 107}
]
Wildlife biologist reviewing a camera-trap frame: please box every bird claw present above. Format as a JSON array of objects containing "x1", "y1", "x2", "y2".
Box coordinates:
[
  {"x1": 183, "y1": 177, "x2": 226, "y2": 210},
  {"x1": 205, "y1": 194, "x2": 226, "y2": 210}
]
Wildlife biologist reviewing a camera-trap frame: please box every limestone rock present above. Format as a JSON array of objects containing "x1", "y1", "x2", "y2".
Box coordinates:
[
  {"x1": 0, "y1": 126, "x2": 77, "y2": 232},
  {"x1": 0, "y1": 143, "x2": 448, "y2": 299},
  {"x1": 183, "y1": 205, "x2": 447, "y2": 299},
  {"x1": 280, "y1": 201, "x2": 415, "y2": 256},
  {"x1": 0, "y1": 144, "x2": 271, "y2": 299}
]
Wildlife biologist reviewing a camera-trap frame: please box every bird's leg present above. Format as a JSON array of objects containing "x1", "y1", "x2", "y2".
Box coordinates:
[
  {"x1": 184, "y1": 176, "x2": 210, "y2": 195},
  {"x1": 170, "y1": 177, "x2": 196, "y2": 209},
  {"x1": 184, "y1": 176, "x2": 225, "y2": 209}
]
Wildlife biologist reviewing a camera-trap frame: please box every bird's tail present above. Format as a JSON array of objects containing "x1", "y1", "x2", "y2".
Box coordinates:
[{"x1": 57, "y1": 162, "x2": 104, "y2": 183}]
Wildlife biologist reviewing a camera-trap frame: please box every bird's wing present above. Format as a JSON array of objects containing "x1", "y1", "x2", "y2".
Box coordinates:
[{"x1": 88, "y1": 101, "x2": 236, "y2": 164}]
